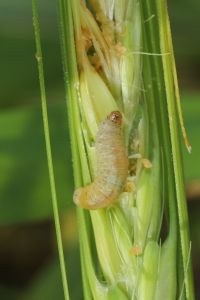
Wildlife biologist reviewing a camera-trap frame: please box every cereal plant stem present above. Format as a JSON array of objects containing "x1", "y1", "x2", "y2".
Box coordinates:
[{"x1": 32, "y1": 1, "x2": 70, "y2": 299}]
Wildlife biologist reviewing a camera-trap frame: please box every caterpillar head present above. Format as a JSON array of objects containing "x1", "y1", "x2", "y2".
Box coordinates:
[{"x1": 108, "y1": 111, "x2": 122, "y2": 125}]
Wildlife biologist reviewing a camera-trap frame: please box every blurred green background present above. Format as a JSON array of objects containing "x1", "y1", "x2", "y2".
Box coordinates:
[{"x1": 0, "y1": 1, "x2": 199, "y2": 299}]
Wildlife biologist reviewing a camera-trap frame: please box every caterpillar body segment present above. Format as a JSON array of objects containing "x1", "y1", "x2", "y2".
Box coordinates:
[{"x1": 73, "y1": 111, "x2": 128, "y2": 209}]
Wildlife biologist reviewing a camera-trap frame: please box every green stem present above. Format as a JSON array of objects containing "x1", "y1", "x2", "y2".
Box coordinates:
[
  {"x1": 32, "y1": 1, "x2": 70, "y2": 300},
  {"x1": 156, "y1": 2, "x2": 195, "y2": 299}
]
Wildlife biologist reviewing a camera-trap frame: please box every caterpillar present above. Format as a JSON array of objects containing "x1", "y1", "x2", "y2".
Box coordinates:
[{"x1": 73, "y1": 111, "x2": 128, "y2": 209}]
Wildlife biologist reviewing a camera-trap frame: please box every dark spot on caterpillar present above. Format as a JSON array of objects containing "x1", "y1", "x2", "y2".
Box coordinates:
[{"x1": 107, "y1": 111, "x2": 122, "y2": 125}]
